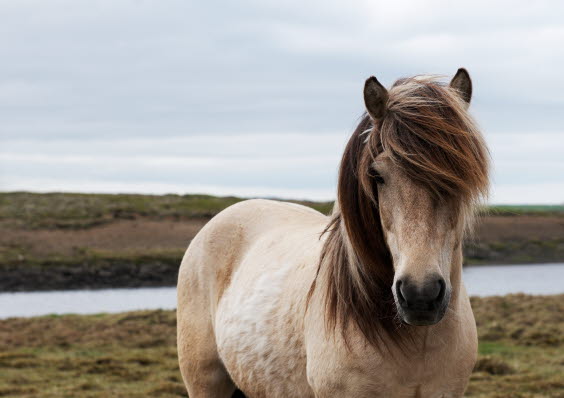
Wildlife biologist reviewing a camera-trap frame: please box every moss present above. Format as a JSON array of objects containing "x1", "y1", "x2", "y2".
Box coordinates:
[
  {"x1": 0, "y1": 248, "x2": 184, "y2": 270},
  {"x1": 2, "y1": 192, "x2": 562, "y2": 230},
  {"x1": 474, "y1": 356, "x2": 515, "y2": 375},
  {"x1": 464, "y1": 238, "x2": 564, "y2": 265},
  {"x1": 0, "y1": 295, "x2": 562, "y2": 397},
  {"x1": 0, "y1": 192, "x2": 333, "y2": 230},
  {"x1": 484, "y1": 204, "x2": 564, "y2": 217}
]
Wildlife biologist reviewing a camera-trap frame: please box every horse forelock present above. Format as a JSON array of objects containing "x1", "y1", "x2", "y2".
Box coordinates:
[
  {"x1": 313, "y1": 76, "x2": 490, "y2": 350},
  {"x1": 382, "y1": 76, "x2": 490, "y2": 215}
]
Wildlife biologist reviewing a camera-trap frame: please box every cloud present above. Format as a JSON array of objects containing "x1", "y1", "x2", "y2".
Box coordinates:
[
  {"x1": 2, "y1": 130, "x2": 562, "y2": 203},
  {"x1": 0, "y1": 0, "x2": 562, "y2": 203}
]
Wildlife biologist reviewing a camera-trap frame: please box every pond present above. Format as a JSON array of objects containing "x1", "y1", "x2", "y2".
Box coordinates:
[{"x1": 0, "y1": 263, "x2": 562, "y2": 319}]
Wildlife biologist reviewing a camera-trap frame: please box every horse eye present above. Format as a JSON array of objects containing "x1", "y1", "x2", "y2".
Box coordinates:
[{"x1": 374, "y1": 174, "x2": 385, "y2": 184}]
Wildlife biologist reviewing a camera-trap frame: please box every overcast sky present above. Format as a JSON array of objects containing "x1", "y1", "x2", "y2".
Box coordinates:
[{"x1": 1, "y1": 0, "x2": 563, "y2": 203}]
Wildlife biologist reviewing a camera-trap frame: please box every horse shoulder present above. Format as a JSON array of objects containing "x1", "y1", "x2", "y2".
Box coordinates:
[{"x1": 179, "y1": 198, "x2": 326, "y2": 310}]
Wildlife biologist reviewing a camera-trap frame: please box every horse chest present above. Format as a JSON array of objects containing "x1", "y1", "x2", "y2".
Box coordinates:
[
  {"x1": 306, "y1": 325, "x2": 475, "y2": 398},
  {"x1": 214, "y1": 262, "x2": 312, "y2": 397}
]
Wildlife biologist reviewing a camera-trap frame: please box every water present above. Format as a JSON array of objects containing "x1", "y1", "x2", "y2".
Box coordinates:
[
  {"x1": 0, "y1": 286, "x2": 177, "y2": 319},
  {"x1": 463, "y1": 263, "x2": 564, "y2": 296},
  {"x1": 0, "y1": 263, "x2": 562, "y2": 319}
]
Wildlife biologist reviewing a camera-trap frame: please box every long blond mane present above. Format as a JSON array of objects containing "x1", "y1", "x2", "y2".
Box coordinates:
[{"x1": 312, "y1": 76, "x2": 490, "y2": 348}]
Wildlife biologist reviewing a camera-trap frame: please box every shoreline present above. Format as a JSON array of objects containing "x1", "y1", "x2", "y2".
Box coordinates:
[
  {"x1": 2, "y1": 192, "x2": 563, "y2": 292},
  {"x1": 1, "y1": 260, "x2": 563, "y2": 293}
]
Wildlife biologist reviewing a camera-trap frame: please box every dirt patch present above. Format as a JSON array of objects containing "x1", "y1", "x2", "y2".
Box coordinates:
[
  {"x1": 2, "y1": 215, "x2": 563, "y2": 260},
  {"x1": 0, "y1": 219, "x2": 208, "y2": 258},
  {"x1": 474, "y1": 215, "x2": 564, "y2": 241},
  {"x1": 1, "y1": 215, "x2": 563, "y2": 291}
]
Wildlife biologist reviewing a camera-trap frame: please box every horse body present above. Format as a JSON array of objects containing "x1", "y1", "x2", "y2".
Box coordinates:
[
  {"x1": 178, "y1": 199, "x2": 477, "y2": 397},
  {"x1": 178, "y1": 69, "x2": 488, "y2": 397},
  {"x1": 178, "y1": 200, "x2": 323, "y2": 397},
  {"x1": 211, "y1": 200, "x2": 322, "y2": 397}
]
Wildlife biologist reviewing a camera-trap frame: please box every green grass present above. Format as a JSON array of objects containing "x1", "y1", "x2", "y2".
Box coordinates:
[
  {"x1": 0, "y1": 295, "x2": 564, "y2": 398},
  {"x1": 0, "y1": 247, "x2": 185, "y2": 270},
  {"x1": 0, "y1": 192, "x2": 245, "y2": 229},
  {"x1": 464, "y1": 238, "x2": 564, "y2": 265},
  {"x1": 487, "y1": 204, "x2": 564, "y2": 216},
  {"x1": 4, "y1": 237, "x2": 561, "y2": 270},
  {"x1": 0, "y1": 295, "x2": 562, "y2": 397},
  {"x1": 0, "y1": 192, "x2": 334, "y2": 229},
  {"x1": 1, "y1": 192, "x2": 562, "y2": 230},
  {"x1": 0, "y1": 310, "x2": 183, "y2": 397}
]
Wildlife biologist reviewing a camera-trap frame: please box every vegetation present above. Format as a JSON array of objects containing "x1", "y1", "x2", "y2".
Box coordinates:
[
  {"x1": 0, "y1": 294, "x2": 562, "y2": 397},
  {"x1": 487, "y1": 204, "x2": 564, "y2": 217},
  {"x1": 0, "y1": 248, "x2": 185, "y2": 292},
  {"x1": 1, "y1": 192, "x2": 563, "y2": 290},
  {"x1": 0, "y1": 247, "x2": 184, "y2": 270},
  {"x1": 465, "y1": 238, "x2": 564, "y2": 265},
  {"x1": 0, "y1": 192, "x2": 333, "y2": 229},
  {"x1": 467, "y1": 294, "x2": 564, "y2": 397},
  {"x1": 1, "y1": 192, "x2": 561, "y2": 230},
  {"x1": 0, "y1": 193, "x2": 562, "y2": 395}
]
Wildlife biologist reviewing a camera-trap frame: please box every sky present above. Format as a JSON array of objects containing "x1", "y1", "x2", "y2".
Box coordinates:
[{"x1": 1, "y1": 0, "x2": 563, "y2": 203}]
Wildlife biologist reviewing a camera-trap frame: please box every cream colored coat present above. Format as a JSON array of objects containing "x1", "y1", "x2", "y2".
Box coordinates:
[{"x1": 177, "y1": 199, "x2": 477, "y2": 398}]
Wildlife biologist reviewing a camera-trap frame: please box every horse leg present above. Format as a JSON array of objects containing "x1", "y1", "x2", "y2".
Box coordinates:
[
  {"x1": 177, "y1": 278, "x2": 237, "y2": 397},
  {"x1": 177, "y1": 317, "x2": 237, "y2": 398}
]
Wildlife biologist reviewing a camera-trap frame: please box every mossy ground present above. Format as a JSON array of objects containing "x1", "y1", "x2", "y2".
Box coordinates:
[
  {"x1": 1, "y1": 192, "x2": 563, "y2": 291},
  {"x1": 0, "y1": 192, "x2": 334, "y2": 230},
  {"x1": 0, "y1": 295, "x2": 562, "y2": 397},
  {"x1": 1, "y1": 192, "x2": 562, "y2": 230}
]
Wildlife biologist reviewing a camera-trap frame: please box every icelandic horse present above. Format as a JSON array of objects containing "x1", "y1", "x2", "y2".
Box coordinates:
[{"x1": 178, "y1": 68, "x2": 489, "y2": 397}]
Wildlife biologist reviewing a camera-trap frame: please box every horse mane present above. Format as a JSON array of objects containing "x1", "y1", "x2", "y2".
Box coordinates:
[{"x1": 311, "y1": 76, "x2": 490, "y2": 349}]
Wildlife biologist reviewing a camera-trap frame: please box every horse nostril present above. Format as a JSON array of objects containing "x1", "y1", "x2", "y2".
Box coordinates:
[
  {"x1": 435, "y1": 278, "x2": 446, "y2": 303},
  {"x1": 396, "y1": 280, "x2": 406, "y2": 305}
]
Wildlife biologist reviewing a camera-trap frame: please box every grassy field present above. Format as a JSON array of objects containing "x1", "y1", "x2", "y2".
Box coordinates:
[
  {"x1": 0, "y1": 192, "x2": 334, "y2": 229},
  {"x1": 1, "y1": 194, "x2": 562, "y2": 396},
  {"x1": 1, "y1": 192, "x2": 563, "y2": 230},
  {"x1": 0, "y1": 294, "x2": 562, "y2": 397},
  {"x1": 1, "y1": 192, "x2": 563, "y2": 291}
]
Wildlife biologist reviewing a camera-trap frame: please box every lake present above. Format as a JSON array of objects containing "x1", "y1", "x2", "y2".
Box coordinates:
[{"x1": 0, "y1": 263, "x2": 563, "y2": 319}]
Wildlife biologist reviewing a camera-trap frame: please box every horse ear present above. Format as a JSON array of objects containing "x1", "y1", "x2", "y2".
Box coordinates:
[
  {"x1": 364, "y1": 76, "x2": 389, "y2": 120},
  {"x1": 449, "y1": 68, "x2": 472, "y2": 107}
]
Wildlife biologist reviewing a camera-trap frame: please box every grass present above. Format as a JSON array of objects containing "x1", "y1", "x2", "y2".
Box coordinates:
[
  {"x1": 3, "y1": 238, "x2": 562, "y2": 271},
  {"x1": 0, "y1": 295, "x2": 562, "y2": 397},
  {"x1": 0, "y1": 247, "x2": 185, "y2": 270},
  {"x1": 0, "y1": 248, "x2": 186, "y2": 291},
  {"x1": 487, "y1": 204, "x2": 564, "y2": 217},
  {"x1": 1, "y1": 192, "x2": 562, "y2": 230},
  {"x1": 0, "y1": 311, "x2": 182, "y2": 398},
  {"x1": 0, "y1": 192, "x2": 333, "y2": 229},
  {"x1": 1, "y1": 192, "x2": 563, "y2": 291},
  {"x1": 464, "y1": 238, "x2": 564, "y2": 265}
]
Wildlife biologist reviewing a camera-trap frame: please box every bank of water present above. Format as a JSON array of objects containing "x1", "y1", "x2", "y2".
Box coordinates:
[{"x1": 1, "y1": 263, "x2": 563, "y2": 319}]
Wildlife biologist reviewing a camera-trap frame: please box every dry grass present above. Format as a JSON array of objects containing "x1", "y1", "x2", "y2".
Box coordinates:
[
  {"x1": 1, "y1": 208, "x2": 563, "y2": 270},
  {"x1": 1, "y1": 192, "x2": 562, "y2": 230},
  {"x1": 467, "y1": 294, "x2": 564, "y2": 397},
  {"x1": 1, "y1": 193, "x2": 564, "y2": 291},
  {"x1": 0, "y1": 192, "x2": 334, "y2": 230},
  {"x1": 0, "y1": 295, "x2": 562, "y2": 397},
  {"x1": 0, "y1": 310, "x2": 181, "y2": 398}
]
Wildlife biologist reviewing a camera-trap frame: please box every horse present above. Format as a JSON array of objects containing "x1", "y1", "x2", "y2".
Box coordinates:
[{"x1": 177, "y1": 68, "x2": 490, "y2": 397}]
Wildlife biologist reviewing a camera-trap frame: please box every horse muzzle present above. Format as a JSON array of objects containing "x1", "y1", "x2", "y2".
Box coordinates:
[{"x1": 394, "y1": 275, "x2": 451, "y2": 326}]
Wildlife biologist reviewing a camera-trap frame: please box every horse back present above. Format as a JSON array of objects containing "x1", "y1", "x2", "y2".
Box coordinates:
[{"x1": 178, "y1": 199, "x2": 326, "y2": 308}]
